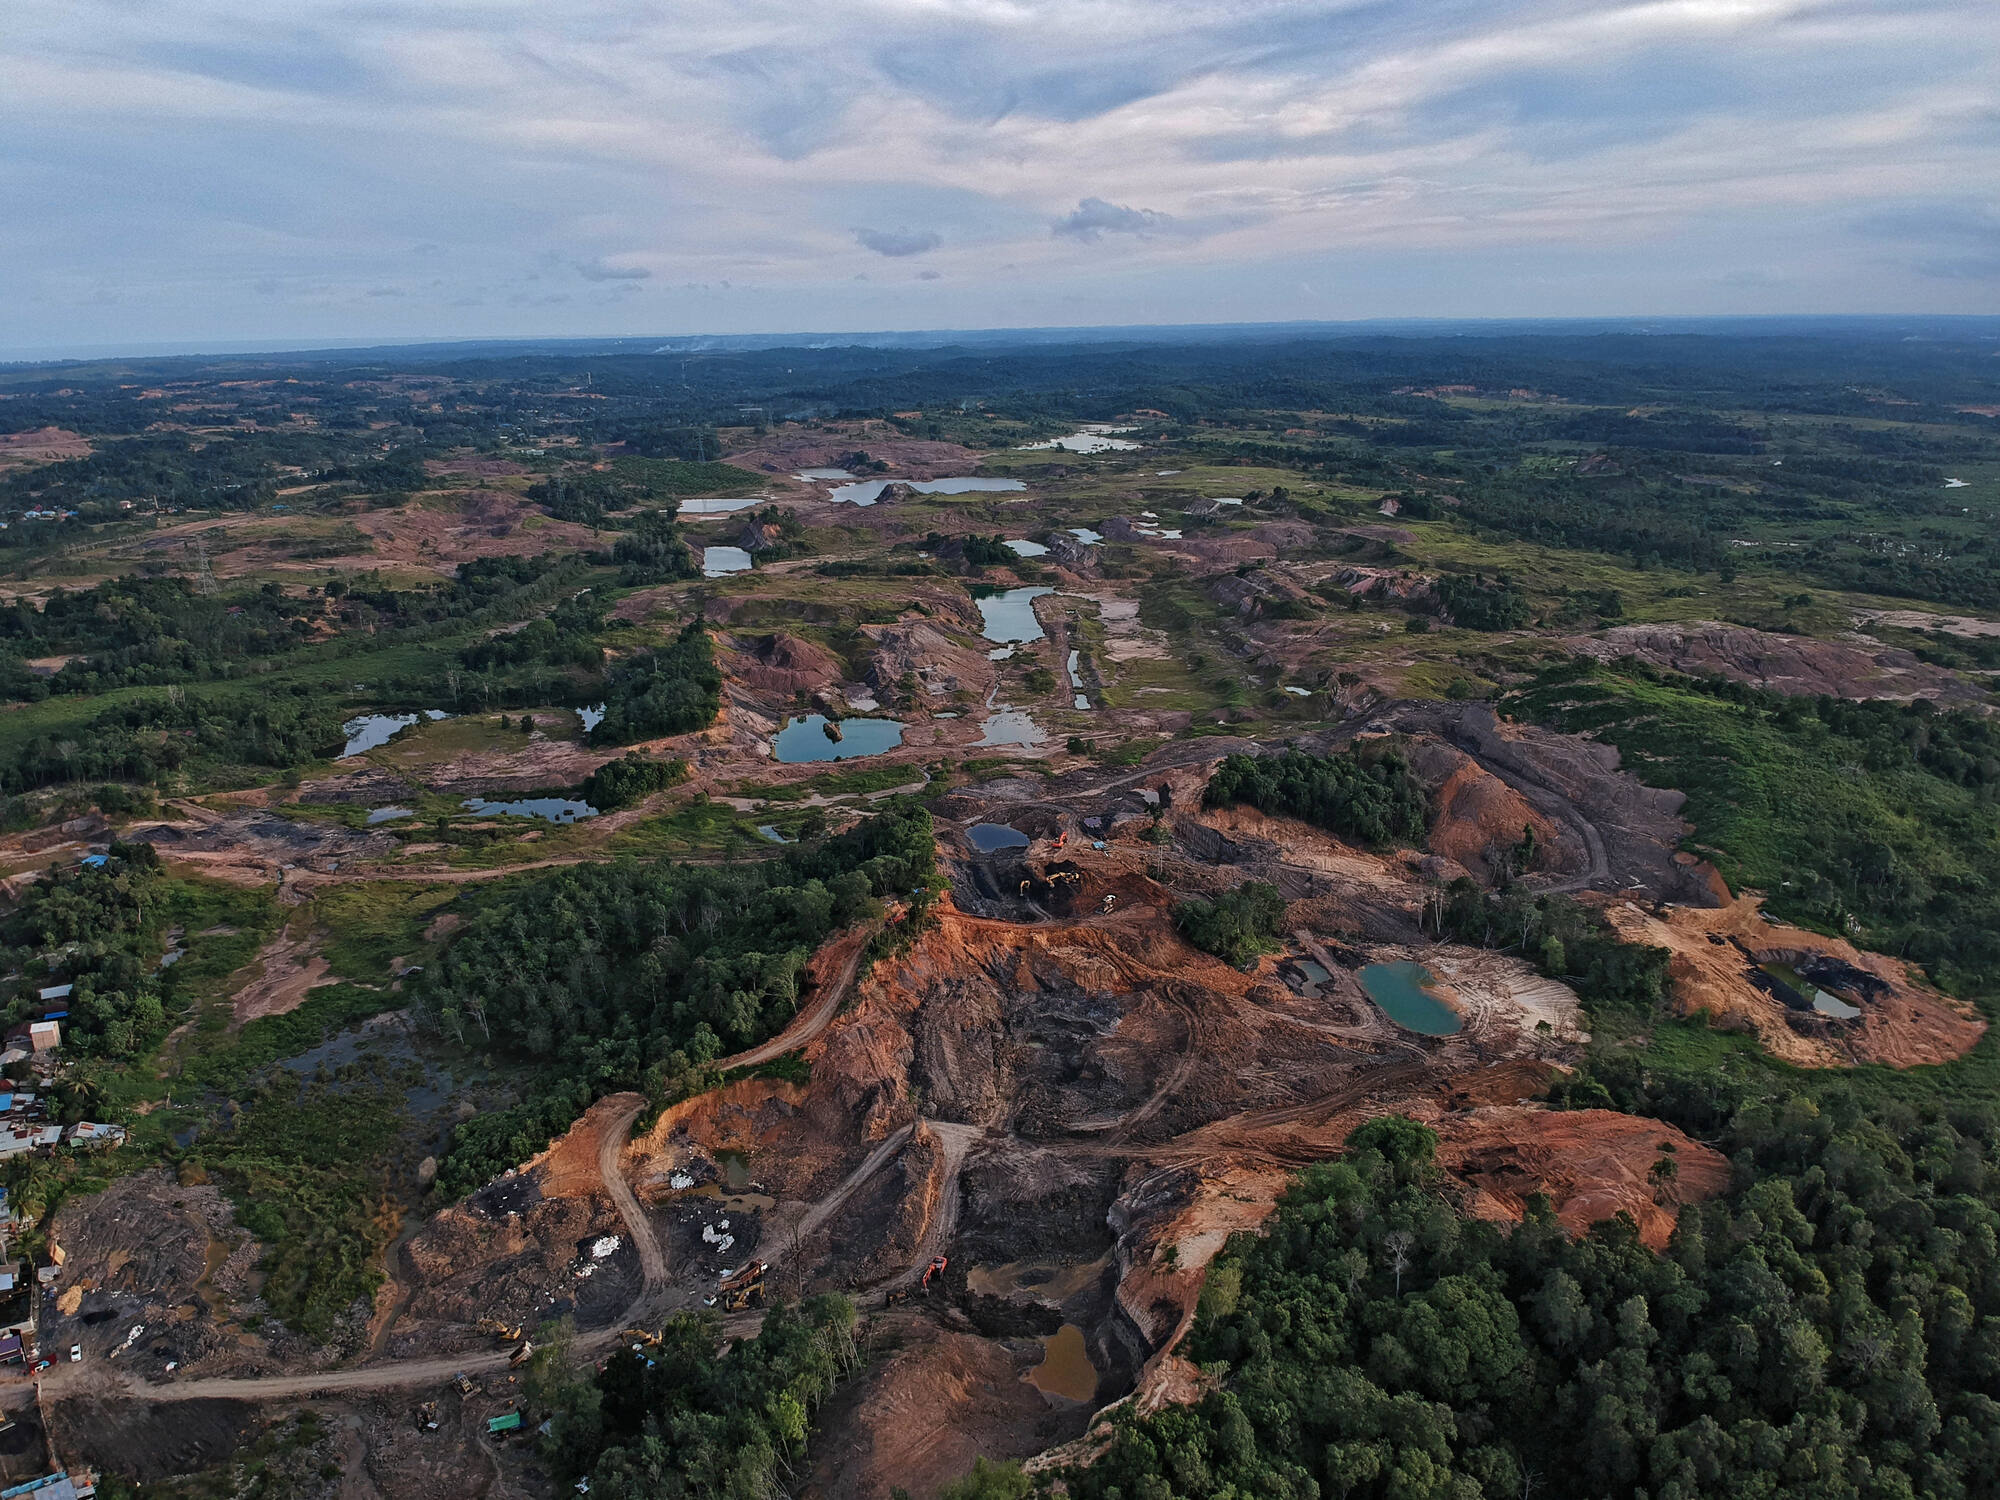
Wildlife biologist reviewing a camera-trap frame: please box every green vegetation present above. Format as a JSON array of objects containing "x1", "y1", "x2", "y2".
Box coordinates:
[
  {"x1": 1061, "y1": 1105, "x2": 2000, "y2": 1500},
  {"x1": 416, "y1": 804, "x2": 934, "y2": 1194},
  {"x1": 1434, "y1": 572, "x2": 1529, "y2": 631},
  {"x1": 588, "y1": 621, "x2": 723, "y2": 745},
  {"x1": 530, "y1": 1297, "x2": 860, "y2": 1498},
  {"x1": 578, "y1": 752, "x2": 691, "y2": 810},
  {"x1": 1504, "y1": 660, "x2": 2000, "y2": 998},
  {"x1": 1174, "y1": 881, "x2": 1287, "y2": 968},
  {"x1": 188, "y1": 1074, "x2": 407, "y2": 1341},
  {"x1": 1428, "y1": 883, "x2": 1673, "y2": 1025},
  {"x1": 612, "y1": 507, "x2": 698, "y2": 585},
  {"x1": 1205, "y1": 747, "x2": 1429, "y2": 848}
]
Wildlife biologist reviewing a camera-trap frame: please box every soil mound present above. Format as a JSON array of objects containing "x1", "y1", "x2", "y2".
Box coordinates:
[
  {"x1": 1567, "y1": 621, "x2": 1976, "y2": 702},
  {"x1": 1595, "y1": 892, "x2": 1986, "y2": 1068},
  {"x1": 1433, "y1": 1105, "x2": 1729, "y2": 1251}
]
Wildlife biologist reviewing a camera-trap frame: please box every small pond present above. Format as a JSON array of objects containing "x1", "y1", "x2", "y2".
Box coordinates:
[
  {"x1": 1005, "y1": 538, "x2": 1048, "y2": 557},
  {"x1": 796, "y1": 468, "x2": 856, "y2": 480},
  {"x1": 756, "y1": 824, "x2": 790, "y2": 844},
  {"x1": 828, "y1": 476, "x2": 1027, "y2": 506},
  {"x1": 1026, "y1": 1324, "x2": 1099, "y2": 1402},
  {"x1": 460, "y1": 796, "x2": 599, "y2": 824},
  {"x1": 973, "y1": 586, "x2": 1054, "y2": 644},
  {"x1": 365, "y1": 806, "x2": 414, "y2": 825},
  {"x1": 340, "y1": 709, "x2": 449, "y2": 758},
  {"x1": 680, "y1": 496, "x2": 764, "y2": 514},
  {"x1": 579, "y1": 703, "x2": 607, "y2": 733},
  {"x1": 979, "y1": 708, "x2": 1045, "y2": 746},
  {"x1": 967, "y1": 822, "x2": 1029, "y2": 853},
  {"x1": 1068, "y1": 527, "x2": 1103, "y2": 545},
  {"x1": 773, "y1": 715, "x2": 906, "y2": 763},
  {"x1": 1357, "y1": 961, "x2": 1463, "y2": 1036},
  {"x1": 703, "y1": 545, "x2": 753, "y2": 577},
  {"x1": 1761, "y1": 962, "x2": 1863, "y2": 1019},
  {"x1": 1022, "y1": 425, "x2": 1140, "y2": 454}
]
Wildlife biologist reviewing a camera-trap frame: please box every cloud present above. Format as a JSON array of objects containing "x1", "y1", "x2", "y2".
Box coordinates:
[
  {"x1": 365, "y1": 286, "x2": 404, "y2": 297},
  {"x1": 575, "y1": 259, "x2": 652, "y2": 282},
  {"x1": 854, "y1": 227, "x2": 941, "y2": 257},
  {"x1": 917, "y1": 269, "x2": 941, "y2": 280},
  {"x1": 1052, "y1": 198, "x2": 1175, "y2": 241}
]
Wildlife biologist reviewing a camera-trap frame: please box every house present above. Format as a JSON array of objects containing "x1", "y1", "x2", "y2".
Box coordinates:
[
  {"x1": 0, "y1": 1471, "x2": 99, "y2": 1500},
  {"x1": 27, "y1": 1022, "x2": 58, "y2": 1053},
  {"x1": 66, "y1": 1123, "x2": 124, "y2": 1150},
  {"x1": 35, "y1": 984, "x2": 71, "y2": 1004}
]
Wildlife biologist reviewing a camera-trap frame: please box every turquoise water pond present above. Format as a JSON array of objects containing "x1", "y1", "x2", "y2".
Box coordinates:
[{"x1": 1357, "y1": 961, "x2": 1463, "y2": 1036}]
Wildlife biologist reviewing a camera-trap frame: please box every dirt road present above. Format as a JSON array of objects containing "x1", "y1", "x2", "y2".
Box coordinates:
[
  {"x1": 83, "y1": 1096, "x2": 666, "y2": 1405},
  {"x1": 718, "y1": 923, "x2": 874, "y2": 1071}
]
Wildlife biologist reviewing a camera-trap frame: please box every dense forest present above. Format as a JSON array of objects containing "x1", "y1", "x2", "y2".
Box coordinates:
[
  {"x1": 588, "y1": 621, "x2": 725, "y2": 745},
  {"x1": 1059, "y1": 1102, "x2": 2000, "y2": 1500},
  {"x1": 417, "y1": 804, "x2": 934, "y2": 1195},
  {"x1": 1205, "y1": 748, "x2": 1430, "y2": 849},
  {"x1": 529, "y1": 1298, "x2": 861, "y2": 1499}
]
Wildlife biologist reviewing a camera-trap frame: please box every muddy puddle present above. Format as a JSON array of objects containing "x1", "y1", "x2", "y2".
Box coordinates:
[
  {"x1": 968, "y1": 1257, "x2": 1106, "y2": 1304},
  {"x1": 1026, "y1": 1323, "x2": 1099, "y2": 1403},
  {"x1": 681, "y1": 496, "x2": 765, "y2": 513},
  {"x1": 979, "y1": 709, "x2": 1045, "y2": 747},
  {"x1": 366, "y1": 806, "x2": 413, "y2": 825},
  {"x1": 1005, "y1": 538, "x2": 1048, "y2": 557},
  {"x1": 773, "y1": 715, "x2": 905, "y2": 763}
]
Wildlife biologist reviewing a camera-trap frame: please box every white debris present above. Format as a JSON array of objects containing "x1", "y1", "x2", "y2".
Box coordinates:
[
  {"x1": 591, "y1": 1235, "x2": 621, "y2": 1259},
  {"x1": 668, "y1": 1171, "x2": 695, "y2": 1191},
  {"x1": 701, "y1": 1224, "x2": 737, "y2": 1252}
]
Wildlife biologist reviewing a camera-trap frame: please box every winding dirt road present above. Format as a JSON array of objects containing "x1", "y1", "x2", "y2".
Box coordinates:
[{"x1": 81, "y1": 1095, "x2": 667, "y2": 1405}]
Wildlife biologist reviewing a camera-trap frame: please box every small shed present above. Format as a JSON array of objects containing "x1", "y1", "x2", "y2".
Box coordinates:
[
  {"x1": 27, "y1": 1022, "x2": 58, "y2": 1053},
  {"x1": 485, "y1": 1412, "x2": 523, "y2": 1435},
  {"x1": 35, "y1": 984, "x2": 71, "y2": 1004}
]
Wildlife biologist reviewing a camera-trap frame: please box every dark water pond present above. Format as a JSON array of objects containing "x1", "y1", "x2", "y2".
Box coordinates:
[{"x1": 967, "y1": 823, "x2": 1029, "y2": 852}]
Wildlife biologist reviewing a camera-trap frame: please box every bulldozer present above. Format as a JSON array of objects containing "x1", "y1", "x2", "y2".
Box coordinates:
[{"x1": 715, "y1": 1261, "x2": 767, "y2": 1313}]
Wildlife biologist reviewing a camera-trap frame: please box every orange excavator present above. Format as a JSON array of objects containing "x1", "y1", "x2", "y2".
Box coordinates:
[{"x1": 921, "y1": 1255, "x2": 949, "y2": 1291}]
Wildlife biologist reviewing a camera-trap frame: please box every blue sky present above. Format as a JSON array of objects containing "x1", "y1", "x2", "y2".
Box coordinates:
[{"x1": 3, "y1": 0, "x2": 1997, "y2": 351}]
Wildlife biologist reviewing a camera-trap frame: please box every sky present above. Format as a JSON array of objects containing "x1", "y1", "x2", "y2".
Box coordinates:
[{"x1": 3, "y1": 0, "x2": 1998, "y2": 353}]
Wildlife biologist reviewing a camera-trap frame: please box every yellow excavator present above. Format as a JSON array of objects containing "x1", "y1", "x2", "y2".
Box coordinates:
[
  {"x1": 476, "y1": 1319, "x2": 524, "y2": 1346},
  {"x1": 715, "y1": 1261, "x2": 768, "y2": 1312}
]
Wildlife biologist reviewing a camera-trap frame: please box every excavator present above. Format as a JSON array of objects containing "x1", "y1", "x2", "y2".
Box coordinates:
[
  {"x1": 715, "y1": 1260, "x2": 768, "y2": 1312},
  {"x1": 477, "y1": 1319, "x2": 524, "y2": 1346},
  {"x1": 920, "y1": 1254, "x2": 949, "y2": 1291}
]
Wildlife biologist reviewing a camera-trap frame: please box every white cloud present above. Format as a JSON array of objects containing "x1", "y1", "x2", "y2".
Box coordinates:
[{"x1": 2, "y1": 0, "x2": 1997, "y2": 344}]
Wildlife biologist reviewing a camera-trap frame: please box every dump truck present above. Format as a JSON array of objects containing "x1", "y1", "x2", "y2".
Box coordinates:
[
  {"x1": 508, "y1": 1339, "x2": 536, "y2": 1368},
  {"x1": 715, "y1": 1261, "x2": 767, "y2": 1312}
]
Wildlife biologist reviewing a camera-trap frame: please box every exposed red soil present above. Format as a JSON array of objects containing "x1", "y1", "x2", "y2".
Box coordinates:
[
  {"x1": 0, "y1": 425, "x2": 91, "y2": 467},
  {"x1": 1432, "y1": 1105, "x2": 1729, "y2": 1251},
  {"x1": 1409, "y1": 740, "x2": 1576, "y2": 883},
  {"x1": 351, "y1": 491, "x2": 603, "y2": 575},
  {"x1": 228, "y1": 922, "x2": 335, "y2": 1025},
  {"x1": 719, "y1": 631, "x2": 846, "y2": 698},
  {"x1": 1594, "y1": 891, "x2": 1986, "y2": 1068}
]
